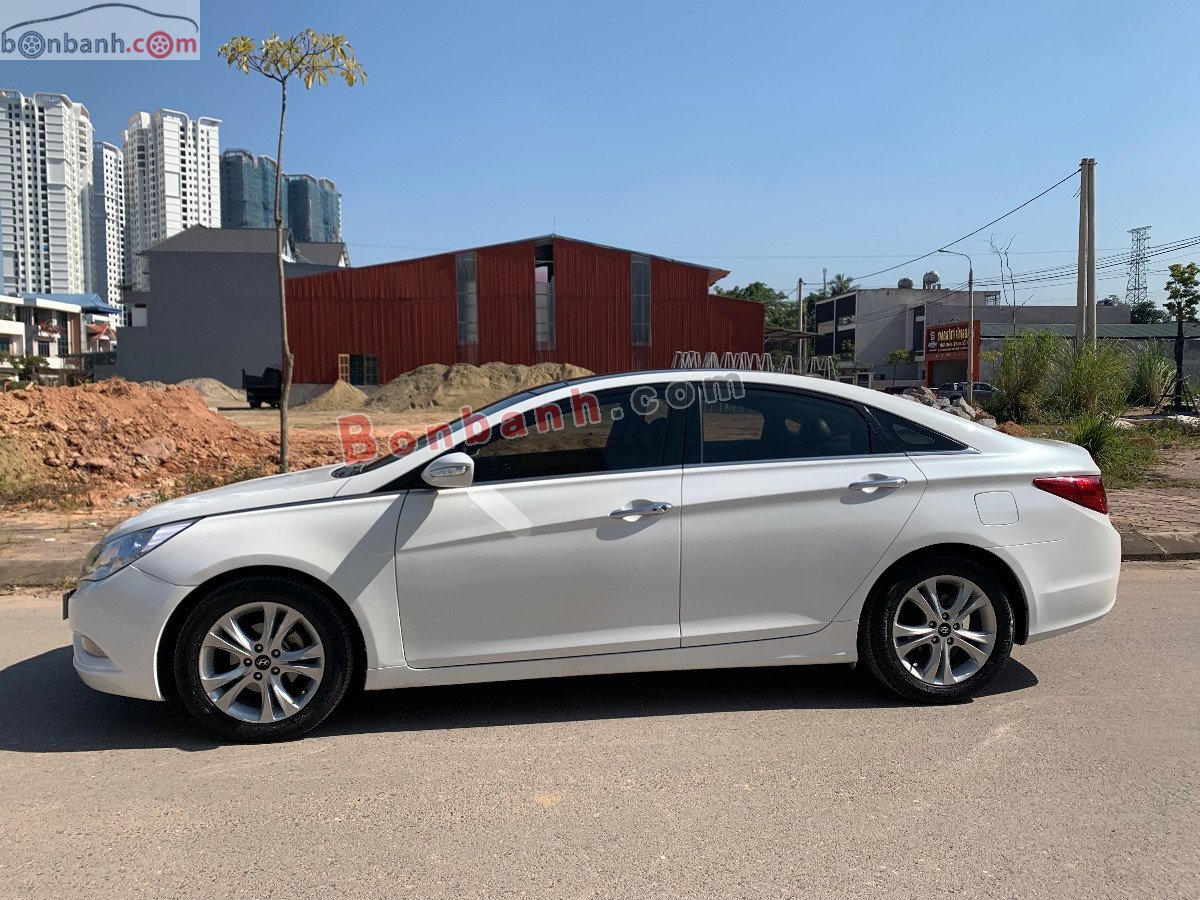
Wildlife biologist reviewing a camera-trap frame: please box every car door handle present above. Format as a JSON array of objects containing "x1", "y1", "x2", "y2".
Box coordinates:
[
  {"x1": 610, "y1": 501, "x2": 673, "y2": 519},
  {"x1": 848, "y1": 475, "x2": 908, "y2": 492}
]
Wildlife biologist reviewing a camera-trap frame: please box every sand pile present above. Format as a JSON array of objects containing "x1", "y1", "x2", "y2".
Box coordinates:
[
  {"x1": 174, "y1": 377, "x2": 245, "y2": 408},
  {"x1": 367, "y1": 362, "x2": 592, "y2": 413},
  {"x1": 299, "y1": 380, "x2": 368, "y2": 412},
  {"x1": 0, "y1": 379, "x2": 335, "y2": 502}
]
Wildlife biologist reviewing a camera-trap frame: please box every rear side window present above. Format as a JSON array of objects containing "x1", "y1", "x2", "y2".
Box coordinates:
[
  {"x1": 871, "y1": 408, "x2": 967, "y2": 453},
  {"x1": 700, "y1": 388, "x2": 872, "y2": 463}
]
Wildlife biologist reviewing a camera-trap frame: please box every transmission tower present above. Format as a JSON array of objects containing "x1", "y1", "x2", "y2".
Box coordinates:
[{"x1": 1125, "y1": 226, "x2": 1151, "y2": 304}]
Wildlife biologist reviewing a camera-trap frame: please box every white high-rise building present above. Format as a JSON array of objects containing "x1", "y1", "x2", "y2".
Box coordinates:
[
  {"x1": 90, "y1": 141, "x2": 125, "y2": 315},
  {"x1": 0, "y1": 90, "x2": 94, "y2": 295},
  {"x1": 122, "y1": 109, "x2": 220, "y2": 290}
]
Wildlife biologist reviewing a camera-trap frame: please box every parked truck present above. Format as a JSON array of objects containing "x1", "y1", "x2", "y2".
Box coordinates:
[{"x1": 241, "y1": 366, "x2": 282, "y2": 409}]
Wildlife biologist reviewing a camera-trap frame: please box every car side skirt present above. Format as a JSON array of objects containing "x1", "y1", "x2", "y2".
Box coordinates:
[{"x1": 362, "y1": 620, "x2": 859, "y2": 690}]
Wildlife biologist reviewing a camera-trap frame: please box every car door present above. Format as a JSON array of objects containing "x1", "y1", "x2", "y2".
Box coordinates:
[
  {"x1": 394, "y1": 384, "x2": 685, "y2": 668},
  {"x1": 679, "y1": 384, "x2": 926, "y2": 646}
]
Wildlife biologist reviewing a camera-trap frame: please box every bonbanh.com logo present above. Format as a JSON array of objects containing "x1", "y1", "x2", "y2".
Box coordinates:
[{"x1": 0, "y1": 1, "x2": 200, "y2": 61}]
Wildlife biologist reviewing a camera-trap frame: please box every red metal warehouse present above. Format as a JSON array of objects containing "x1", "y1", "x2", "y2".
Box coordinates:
[{"x1": 285, "y1": 235, "x2": 763, "y2": 384}]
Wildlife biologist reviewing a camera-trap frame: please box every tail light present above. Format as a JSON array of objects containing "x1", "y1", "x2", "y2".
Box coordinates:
[{"x1": 1033, "y1": 475, "x2": 1108, "y2": 514}]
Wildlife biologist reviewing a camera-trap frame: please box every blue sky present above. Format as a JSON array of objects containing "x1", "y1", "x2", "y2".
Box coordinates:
[{"x1": 2, "y1": 0, "x2": 1197, "y2": 304}]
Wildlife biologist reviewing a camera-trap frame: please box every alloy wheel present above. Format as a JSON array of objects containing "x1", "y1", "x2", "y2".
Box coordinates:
[
  {"x1": 891, "y1": 575, "x2": 998, "y2": 686},
  {"x1": 197, "y1": 601, "x2": 325, "y2": 724}
]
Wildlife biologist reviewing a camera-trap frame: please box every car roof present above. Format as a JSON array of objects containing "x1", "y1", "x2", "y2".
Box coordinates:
[{"x1": 545, "y1": 370, "x2": 1017, "y2": 453}]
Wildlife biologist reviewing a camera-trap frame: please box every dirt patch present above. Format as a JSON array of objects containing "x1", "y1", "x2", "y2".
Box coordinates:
[
  {"x1": 174, "y1": 377, "x2": 244, "y2": 408},
  {"x1": 367, "y1": 362, "x2": 591, "y2": 414},
  {"x1": 0, "y1": 379, "x2": 337, "y2": 508},
  {"x1": 299, "y1": 380, "x2": 368, "y2": 412},
  {"x1": 998, "y1": 421, "x2": 1031, "y2": 437}
]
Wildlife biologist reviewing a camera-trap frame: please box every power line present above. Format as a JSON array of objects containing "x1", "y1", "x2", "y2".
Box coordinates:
[{"x1": 847, "y1": 168, "x2": 1083, "y2": 282}]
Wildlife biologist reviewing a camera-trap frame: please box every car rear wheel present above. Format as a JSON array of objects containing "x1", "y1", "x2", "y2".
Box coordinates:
[
  {"x1": 860, "y1": 557, "x2": 1014, "y2": 703},
  {"x1": 174, "y1": 577, "x2": 355, "y2": 742}
]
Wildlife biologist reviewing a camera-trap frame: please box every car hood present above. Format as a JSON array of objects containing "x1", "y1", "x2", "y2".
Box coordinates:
[{"x1": 105, "y1": 465, "x2": 345, "y2": 539}]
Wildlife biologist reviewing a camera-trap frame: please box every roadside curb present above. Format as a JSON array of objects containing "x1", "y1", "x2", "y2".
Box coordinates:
[
  {"x1": 5, "y1": 532, "x2": 1199, "y2": 589},
  {"x1": 1118, "y1": 530, "x2": 1200, "y2": 562},
  {"x1": 0, "y1": 559, "x2": 76, "y2": 589}
]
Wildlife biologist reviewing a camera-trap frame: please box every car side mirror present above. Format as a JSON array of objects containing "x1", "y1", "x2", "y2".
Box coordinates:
[{"x1": 421, "y1": 451, "x2": 475, "y2": 489}]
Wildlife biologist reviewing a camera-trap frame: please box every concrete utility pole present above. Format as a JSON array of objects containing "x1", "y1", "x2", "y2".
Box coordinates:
[
  {"x1": 1075, "y1": 157, "x2": 1098, "y2": 346},
  {"x1": 1086, "y1": 159, "x2": 1097, "y2": 347},
  {"x1": 796, "y1": 277, "x2": 805, "y2": 368},
  {"x1": 1076, "y1": 158, "x2": 1088, "y2": 345}
]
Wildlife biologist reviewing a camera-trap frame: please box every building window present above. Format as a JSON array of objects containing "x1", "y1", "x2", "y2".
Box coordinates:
[
  {"x1": 535, "y1": 242, "x2": 555, "y2": 350},
  {"x1": 0, "y1": 337, "x2": 10, "y2": 354},
  {"x1": 631, "y1": 254, "x2": 651, "y2": 347},
  {"x1": 456, "y1": 252, "x2": 478, "y2": 345},
  {"x1": 911, "y1": 304, "x2": 926, "y2": 356},
  {"x1": 339, "y1": 353, "x2": 379, "y2": 386},
  {"x1": 58, "y1": 335, "x2": 69, "y2": 357},
  {"x1": 37, "y1": 340, "x2": 50, "y2": 357}
]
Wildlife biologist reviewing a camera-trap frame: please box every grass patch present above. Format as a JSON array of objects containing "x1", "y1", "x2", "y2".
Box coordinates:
[{"x1": 0, "y1": 474, "x2": 90, "y2": 511}]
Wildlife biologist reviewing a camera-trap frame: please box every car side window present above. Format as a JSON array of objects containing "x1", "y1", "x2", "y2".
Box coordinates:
[
  {"x1": 870, "y1": 408, "x2": 967, "y2": 453},
  {"x1": 464, "y1": 385, "x2": 673, "y2": 483},
  {"x1": 700, "y1": 388, "x2": 871, "y2": 463}
]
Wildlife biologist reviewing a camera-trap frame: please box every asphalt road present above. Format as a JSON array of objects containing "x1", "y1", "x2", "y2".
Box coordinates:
[{"x1": 1, "y1": 562, "x2": 1197, "y2": 899}]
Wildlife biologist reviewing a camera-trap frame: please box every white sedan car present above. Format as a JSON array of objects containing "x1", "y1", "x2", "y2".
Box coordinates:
[{"x1": 67, "y1": 371, "x2": 1120, "y2": 741}]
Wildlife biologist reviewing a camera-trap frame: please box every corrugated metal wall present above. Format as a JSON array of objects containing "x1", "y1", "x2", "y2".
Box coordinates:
[
  {"x1": 553, "y1": 237, "x2": 632, "y2": 373},
  {"x1": 286, "y1": 237, "x2": 763, "y2": 382}
]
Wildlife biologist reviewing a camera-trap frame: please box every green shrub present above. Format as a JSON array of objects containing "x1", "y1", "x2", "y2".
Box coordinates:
[
  {"x1": 1128, "y1": 341, "x2": 1175, "y2": 406},
  {"x1": 1052, "y1": 341, "x2": 1131, "y2": 417},
  {"x1": 1065, "y1": 414, "x2": 1158, "y2": 489},
  {"x1": 988, "y1": 331, "x2": 1062, "y2": 422}
]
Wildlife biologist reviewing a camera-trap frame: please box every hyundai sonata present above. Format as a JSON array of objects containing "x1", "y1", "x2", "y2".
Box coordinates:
[{"x1": 66, "y1": 371, "x2": 1120, "y2": 741}]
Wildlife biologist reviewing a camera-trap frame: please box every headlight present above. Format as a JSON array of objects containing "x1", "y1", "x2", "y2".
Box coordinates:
[{"x1": 79, "y1": 520, "x2": 196, "y2": 583}]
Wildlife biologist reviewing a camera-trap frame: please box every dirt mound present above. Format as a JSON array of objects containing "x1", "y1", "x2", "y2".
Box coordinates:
[
  {"x1": 0, "y1": 379, "x2": 335, "y2": 506},
  {"x1": 998, "y1": 421, "x2": 1031, "y2": 437},
  {"x1": 299, "y1": 380, "x2": 368, "y2": 412},
  {"x1": 367, "y1": 362, "x2": 592, "y2": 413},
  {"x1": 175, "y1": 377, "x2": 244, "y2": 408}
]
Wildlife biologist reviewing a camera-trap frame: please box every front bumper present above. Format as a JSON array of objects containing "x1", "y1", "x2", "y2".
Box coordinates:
[
  {"x1": 994, "y1": 510, "x2": 1122, "y2": 643},
  {"x1": 67, "y1": 564, "x2": 191, "y2": 701}
]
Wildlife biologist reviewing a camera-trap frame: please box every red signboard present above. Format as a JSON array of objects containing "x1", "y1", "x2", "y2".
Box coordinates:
[{"x1": 925, "y1": 320, "x2": 978, "y2": 361}]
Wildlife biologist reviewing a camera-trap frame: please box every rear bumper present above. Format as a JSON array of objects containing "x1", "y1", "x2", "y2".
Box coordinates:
[{"x1": 994, "y1": 511, "x2": 1121, "y2": 643}]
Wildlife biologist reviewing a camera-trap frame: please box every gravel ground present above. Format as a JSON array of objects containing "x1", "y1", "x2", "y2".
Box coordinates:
[{"x1": 0, "y1": 562, "x2": 1197, "y2": 898}]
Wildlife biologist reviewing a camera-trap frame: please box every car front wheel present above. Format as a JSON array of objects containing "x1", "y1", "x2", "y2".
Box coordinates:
[
  {"x1": 174, "y1": 577, "x2": 355, "y2": 742},
  {"x1": 860, "y1": 557, "x2": 1015, "y2": 703}
]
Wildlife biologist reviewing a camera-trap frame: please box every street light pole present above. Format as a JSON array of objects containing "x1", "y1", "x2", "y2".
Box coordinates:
[{"x1": 938, "y1": 249, "x2": 975, "y2": 407}]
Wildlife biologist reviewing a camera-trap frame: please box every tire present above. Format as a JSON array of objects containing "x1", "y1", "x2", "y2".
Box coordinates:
[
  {"x1": 249, "y1": 400, "x2": 262, "y2": 409},
  {"x1": 860, "y1": 556, "x2": 1015, "y2": 703},
  {"x1": 173, "y1": 576, "x2": 356, "y2": 742}
]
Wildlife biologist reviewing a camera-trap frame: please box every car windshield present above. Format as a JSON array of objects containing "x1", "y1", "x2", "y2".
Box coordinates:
[{"x1": 345, "y1": 382, "x2": 566, "y2": 475}]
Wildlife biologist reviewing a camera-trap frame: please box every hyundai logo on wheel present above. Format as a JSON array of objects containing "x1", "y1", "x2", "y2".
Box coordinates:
[{"x1": 0, "y1": 1, "x2": 200, "y2": 61}]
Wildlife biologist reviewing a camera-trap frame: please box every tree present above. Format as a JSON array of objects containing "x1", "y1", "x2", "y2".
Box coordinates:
[
  {"x1": 827, "y1": 273, "x2": 857, "y2": 296},
  {"x1": 219, "y1": 30, "x2": 366, "y2": 472},
  {"x1": 713, "y1": 281, "x2": 797, "y2": 330},
  {"x1": 886, "y1": 348, "x2": 913, "y2": 385},
  {"x1": 1129, "y1": 299, "x2": 1167, "y2": 324},
  {"x1": 1164, "y1": 262, "x2": 1199, "y2": 411}
]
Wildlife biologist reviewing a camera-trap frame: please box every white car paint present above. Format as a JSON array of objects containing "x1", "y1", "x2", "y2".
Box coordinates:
[{"x1": 67, "y1": 371, "x2": 1121, "y2": 704}]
